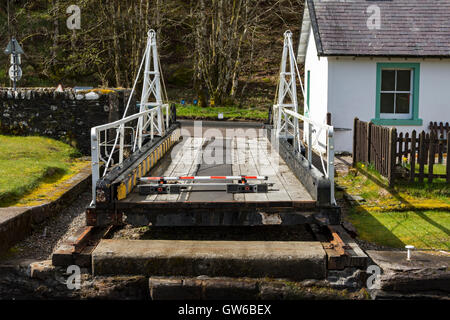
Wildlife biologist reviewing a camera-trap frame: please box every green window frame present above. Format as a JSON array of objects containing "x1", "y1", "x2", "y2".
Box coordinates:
[{"x1": 372, "y1": 62, "x2": 423, "y2": 126}]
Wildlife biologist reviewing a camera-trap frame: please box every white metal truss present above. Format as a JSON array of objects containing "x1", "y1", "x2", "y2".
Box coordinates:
[
  {"x1": 273, "y1": 30, "x2": 336, "y2": 206},
  {"x1": 136, "y1": 29, "x2": 166, "y2": 150},
  {"x1": 90, "y1": 29, "x2": 170, "y2": 205},
  {"x1": 274, "y1": 30, "x2": 301, "y2": 154}
]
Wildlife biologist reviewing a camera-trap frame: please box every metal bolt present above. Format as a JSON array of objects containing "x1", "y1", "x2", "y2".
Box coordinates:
[{"x1": 405, "y1": 245, "x2": 415, "y2": 261}]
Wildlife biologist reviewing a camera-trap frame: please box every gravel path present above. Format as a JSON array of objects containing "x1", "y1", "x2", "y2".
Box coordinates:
[{"x1": 5, "y1": 192, "x2": 91, "y2": 261}]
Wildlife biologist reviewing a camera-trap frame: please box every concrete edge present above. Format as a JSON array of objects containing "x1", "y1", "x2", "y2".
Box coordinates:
[{"x1": 0, "y1": 166, "x2": 92, "y2": 255}]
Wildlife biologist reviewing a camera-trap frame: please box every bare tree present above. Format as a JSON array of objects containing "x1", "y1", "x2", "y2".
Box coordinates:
[{"x1": 191, "y1": 0, "x2": 284, "y2": 105}]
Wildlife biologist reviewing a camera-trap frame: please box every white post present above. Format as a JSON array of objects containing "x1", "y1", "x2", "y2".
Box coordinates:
[
  {"x1": 405, "y1": 245, "x2": 415, "y2": 261},
  {"x1": 91, "y1": 128, "x2": 100, "y2": 205},
  {"x1": 327, "y1": 127, "x2": 335, "y2": 205},
  {"x1": 119, "y1": 124, "x2": 125, "y2": 164},
  {"x1": 307, "y1": 123, "x2": 312, "y2": 167}
]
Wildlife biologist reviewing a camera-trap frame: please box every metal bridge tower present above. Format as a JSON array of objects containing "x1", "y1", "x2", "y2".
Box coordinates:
[
  {"x1": 275, "y1": 30, "x2": 301, "y2": 154},
  {"x1": 137, "y1": 29, "x2": 165, "y2": 149}
]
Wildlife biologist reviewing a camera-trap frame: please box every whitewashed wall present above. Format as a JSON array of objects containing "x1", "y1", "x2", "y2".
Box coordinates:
[
  {"x1": 327, "y1": 57, "x2": 450, "y2": 152},
  {"x1": 327, "y1": 58, "x2": 376, "y2": 152},
  {"x1": 304, "y1": 27, "x2": 329, "y2": 153}
]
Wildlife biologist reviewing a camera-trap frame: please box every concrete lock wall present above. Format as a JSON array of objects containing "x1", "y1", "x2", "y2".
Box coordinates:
[{"x1": 0, "y1": 88, "x2": 135, "y2": 155}]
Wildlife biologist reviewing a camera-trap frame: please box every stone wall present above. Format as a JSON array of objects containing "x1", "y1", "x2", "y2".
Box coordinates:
[{"x1": 0, "y1": 88, "x2": 135, "y2": 155}]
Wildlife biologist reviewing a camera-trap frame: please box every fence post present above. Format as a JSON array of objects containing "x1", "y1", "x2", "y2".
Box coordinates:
[
  {"x1": 410, "y1": 130, "x2": 416, "y2": 182},
  {"x1": 388, "y1": 127, "x2": 397, "y2": 186},
  {"x1": 447, "y1": 130, "x2": 450, "y2": 183},
  {"x1": 353, "y1": 117, "x2": 358, "y2": 167},
  {"x1": 384, "y1": 127, "x2": 389, "y2": 177},
  {"x1": 428, "y1": 131, "x2": 435, "y2": 183},
  {"x1": 398, "y1": 132, "x2": 404, "y2": 164},
  {"x1": 419, "y1": 131, "x2": 426, "y2": 183},
  {"x1": 367, "y1": 122, "x2": 372, "y2": 165},
  {"x1": 404, "y1": 132, "x2": 409, "y2": 164}
]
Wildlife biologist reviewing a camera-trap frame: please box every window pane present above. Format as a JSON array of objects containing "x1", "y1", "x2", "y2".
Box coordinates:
[
  {"x1": 380, "y1": 93, "x2": 395, "y2": 113},
  {"x1": 396, "y1": 93, "x2": 410, "y2": 114},
  {"x1": 381, "y1": 70, "x2": 395, "y2": 91},
  {"x1": 397, "y1": 70, "x2": 411, "y2": 91}
]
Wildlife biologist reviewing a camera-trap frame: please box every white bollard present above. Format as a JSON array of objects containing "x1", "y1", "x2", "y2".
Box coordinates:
[{"x1": 405, "y1": 245, "x2": 415, "y2": 261}]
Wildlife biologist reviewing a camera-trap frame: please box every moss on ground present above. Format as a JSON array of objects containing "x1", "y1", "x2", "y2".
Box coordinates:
[{"x1": 0, "y1": 135, "x2": 88, "y2": 207}]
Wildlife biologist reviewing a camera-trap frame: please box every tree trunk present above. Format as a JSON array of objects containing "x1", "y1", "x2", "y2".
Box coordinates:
[{"x1": 111, "y1": 0, "x2": 122, "y2": 87}]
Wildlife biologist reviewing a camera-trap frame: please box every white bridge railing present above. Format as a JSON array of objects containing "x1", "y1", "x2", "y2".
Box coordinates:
[
  {"x1": 272, "y1": 30, "x2": 336, "y2": 206},
  {"x1": 273, "y1": 105, "x2": 336, "y2": 206},
  {"x1": 90, "y1": 106, "x2": 169, "y2": 205}
]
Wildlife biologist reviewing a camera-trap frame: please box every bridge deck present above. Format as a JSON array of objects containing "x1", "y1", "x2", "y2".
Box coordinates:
[{"x1": 122, "y1": 133, "x2": 313, "y2": 204}]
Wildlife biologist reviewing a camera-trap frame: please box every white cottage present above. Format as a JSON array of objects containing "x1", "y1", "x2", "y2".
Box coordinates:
[{"x1": 297, "y1": 0, "x2": 450, "y2": 153}]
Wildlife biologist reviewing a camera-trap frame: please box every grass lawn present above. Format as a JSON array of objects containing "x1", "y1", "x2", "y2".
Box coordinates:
[
  {"x1": 337, "y1": 163, "x2": 450, "y2": 250},
  {"x1": 405, "y1": 162, "x2": 447, "y2": 175},
  {"x1": 338, "y1": 163, "x2": 450, "y2": 207},
  {"x1": 175, "y1": 104, "x2": 268, "y2": 121},
  {"x1": 0, "y1": 135, "x2": 85, "y2": 207},
  {"x1": 347, "y1": 209, "x2": 450, "y2": 250}
]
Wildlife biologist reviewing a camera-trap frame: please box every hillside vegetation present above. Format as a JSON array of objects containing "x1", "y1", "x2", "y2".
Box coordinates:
[{"x1": 0, "y1": 0, "x2": 304, "y2": 110}]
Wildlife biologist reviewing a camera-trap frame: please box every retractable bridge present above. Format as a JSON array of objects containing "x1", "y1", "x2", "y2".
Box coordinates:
[{"x1": 87, "y1": 30, "x2": 340, "y2": 228}]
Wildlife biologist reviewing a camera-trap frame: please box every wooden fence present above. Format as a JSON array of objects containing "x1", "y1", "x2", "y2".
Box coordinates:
[
  {"x1": 429, "y1": 121, "x2": 450, "y2": 140},
  {"x1": 353, "y1": 118, "x2": 450, "y2": 185}
]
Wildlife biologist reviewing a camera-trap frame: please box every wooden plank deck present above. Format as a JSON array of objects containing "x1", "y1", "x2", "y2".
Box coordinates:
[{"x1": 122, "y1": 134, "x2": 313, "y2": 203}]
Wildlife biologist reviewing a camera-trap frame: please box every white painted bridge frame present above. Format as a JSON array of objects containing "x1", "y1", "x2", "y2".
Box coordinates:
[
  {"x1": 90, "y1": 106, "x2": 169, "y2": 205},
  {"x1": 274, "y1": 104, "x2": 335, "y2": 206},
  {"x1": 273, "y1": 31, "x2": 336, "y2": 206},
  {"x1": 90, "y1": 29, "x2": 170, "y2": 205}
]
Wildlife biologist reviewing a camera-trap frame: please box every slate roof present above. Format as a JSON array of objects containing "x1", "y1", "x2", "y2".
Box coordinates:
[{"x1": 305, "y1": 0, "x2": 450, "y2": 57}]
